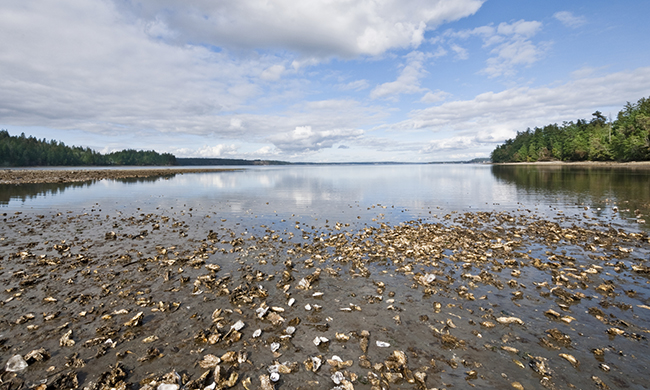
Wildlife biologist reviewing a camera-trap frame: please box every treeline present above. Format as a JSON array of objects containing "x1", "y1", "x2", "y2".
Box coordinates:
[
  {"x1": 176, "y1": 158, "x2": 291, "y2": 166},
  {"x1": 491, "y1": 96, "x2": 650, "y2": 162},
  {"x1": 0, "y1": 130, "x2": 176, "y2": 167}
]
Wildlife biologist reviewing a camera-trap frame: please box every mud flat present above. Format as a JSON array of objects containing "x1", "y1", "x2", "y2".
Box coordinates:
[
  {"x1": 1, "y1": 205, "x2": 649, "y2": 390},
  {"x1": 0, "y1": 168, "x2": 237, "y2": 185}
]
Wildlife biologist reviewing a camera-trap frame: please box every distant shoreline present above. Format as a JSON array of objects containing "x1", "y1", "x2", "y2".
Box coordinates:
[{"x1": 0, "y1": 167, "x2": 238, "y2": 185}]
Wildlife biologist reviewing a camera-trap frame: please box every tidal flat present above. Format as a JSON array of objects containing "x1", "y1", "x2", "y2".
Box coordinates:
[
  {"x1": 0, "y1": 168, "x2": 236, "y2": 185},
  {"x1": 1, "y1": 201, "x2": 649, "y2": 390}
]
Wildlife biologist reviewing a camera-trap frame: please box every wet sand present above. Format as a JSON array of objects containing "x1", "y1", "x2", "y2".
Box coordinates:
[
  {"x1": 1, "y1": 204, "x2": 649, "y2": 390},
  {"x1": 0, "y1": 168, "x2": 238, "y2": 185}
]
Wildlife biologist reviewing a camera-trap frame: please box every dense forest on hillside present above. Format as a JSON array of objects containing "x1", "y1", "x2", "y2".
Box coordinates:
[
  {"x1": 491, "y1": 96, "x2": 650, "y2": 163},
  {"x1": 0, "y1": 130, "x2": 176, "y2": 167}
]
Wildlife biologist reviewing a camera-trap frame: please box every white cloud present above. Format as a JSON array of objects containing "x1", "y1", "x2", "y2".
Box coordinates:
[
  {"x1": 0, "y1": 0, "x2": 389, "y2": 148},
  {"x1": 450, "y1": 44, "x2": 469, "y2": 59},
  {"x1": 0, "y1": 0, "x2": 275, "y2": 136},
  {"x1": 570, "y1": 66, "x2": 604, "y2": 79},
  {"x1": 420, "y1": 90, "x2": 451, "y2": 103},
  {"x1": 337, "y1": 79, "x2": 371, "y2": 91},
  {"x1": 395, "y1": 66, "x2": 650, "y2": 144},
  {"x1": 260, "y1": 65, "x2": 286, "y2": 81},
  {"x1": 122, "y1": 0, "x2": 485, "y2": 58},
  {"x1": 370, "y1": 51, "x2": 429, "y2": 100},
  {"x1": 251, "y1": 146, "x2": 279, "y2": 157},
  {"x1": 267, "y1": 126, "x2": 364, "y2": 153},
  {"x1": 171, "y1": 144, "x2": 238, "y2": 158},
  {"x1": 481, "y1": 20, "x2": 546, "y2": 77},
  {"x1": 420, "y1": 136, "x2": 482, "y2": 153},
  {"x1": 442, "y1": 19, "x2": 547, "y2": 77},
  {"x1": 554, "y1": 11, "x2": 586, "y2": 28},
  {"x1": 483, "y1": 37, "x2": 549, "y2": 78},
  {"x1": 495, "y1": 20, "x2": 542, "y2": 38}
]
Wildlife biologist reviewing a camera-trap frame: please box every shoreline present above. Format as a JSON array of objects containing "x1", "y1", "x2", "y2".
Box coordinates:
[
  {"x1": 493, "y1": 160, "x2": 650, "y2": 167},
  {"x1": 3, "y1": 161, "x2": 650, "y2": 185},
  {"x1": 0, "y1": 167, "x2": 238, "y2": 185}
]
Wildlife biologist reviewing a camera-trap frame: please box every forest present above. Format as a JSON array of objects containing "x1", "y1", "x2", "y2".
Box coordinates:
[
  {"x1": 491, "y1": 96, "x2": 650, "y2": 163},
  {"x1": 0, "y1": 130, "x2": 176, "y2": 167}
]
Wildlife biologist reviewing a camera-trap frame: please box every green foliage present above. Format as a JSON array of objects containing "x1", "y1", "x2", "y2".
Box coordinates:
[
  {"x1": 0, "y1": 130, "x2": 176, "y2": 167},
  {"x1": 491, "y1": 96, "x2": 650, "y2": 163}
]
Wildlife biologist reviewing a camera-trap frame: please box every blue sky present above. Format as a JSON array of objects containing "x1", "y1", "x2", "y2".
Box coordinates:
[{"x1": 1, "y1": 0, "x2": 649, "y2": 162}]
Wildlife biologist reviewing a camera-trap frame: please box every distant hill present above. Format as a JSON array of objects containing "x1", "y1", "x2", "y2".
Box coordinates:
[{"x1": 176, "y1": 157, "x2": 291, "y2": 166}]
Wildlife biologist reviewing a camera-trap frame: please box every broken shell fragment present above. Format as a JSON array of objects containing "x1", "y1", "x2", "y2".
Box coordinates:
[
  {"x1": 60, "y1": 329, "x2": 75, "y2": 347},
  {"x1": 231, "y1": 320, "x2": 245, "y2": 331},
  {"x1": 511, "y1": 382, "x2": 524, "y2": 390},
  {"x1": 24, "y1": 348, "x2": 50, "y2": 364},
  {"x1": 266, "y1": 312, "x2": 285, "y2": 325},
  {"x1": 252, "y1": 329, "x2": 262, "y2": 338},
  {"x1": 313, "y1": 336, "x2": 329, "y2": 346},
  {"x1": 331, "y1": 371, "x2": 345, "y2": 385},
  {"x1": 497, "y1": 316, "x2": 524, "y2": 326},
  {"x1": 559, "y1": 353, "x2": 579, "y2": 367},
  {"x1": 607, "y1": 327, "x2": 625, "y2": 336},
  {"x1": 142, "y1": 335, "x2": 159, "y2": 343},
  {"x1": 199, "y1": 354, "x2": 221, "y2": 369},
  {"x1": 124, "y1": 312, "x2": 144, "y2": 327},
  {"x1": 256, "y1": 306, "x2": 269, "y2": 318},
  {"x1": 335, "y1": 332, "x2": 350, "y2": 341},
  {"x1": 529, "y1": 356, "x2": 552, "y2": 376},
  {"x1": 5, "y1": 355, "x2": 28, "y2": 372},
  {"x1": 304, "y1": 356, "x2": 322, "y2": 372},
  {"x1": 212, "y1": 308, "x2": 223, "y2": 322},
  {"x1": 259, "y1": 375, "x2": 274, "y2": 390},
  {"x1": 376, "y1": 340, "x2": 390, "y2": 347}
]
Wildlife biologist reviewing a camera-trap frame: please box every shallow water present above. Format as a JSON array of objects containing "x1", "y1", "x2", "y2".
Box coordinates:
[
  {"x1": 1, "y1": 164, "x2": 649, "y2": 390},
  {"x1": 2, "y1": 164, "x2": 648, "y2": 227}
]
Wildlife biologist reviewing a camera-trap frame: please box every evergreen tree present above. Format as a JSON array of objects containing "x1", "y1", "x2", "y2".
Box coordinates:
[
  {"x1": 0, "y1": 130, "x2": 177, "y2": 167},
  {"x1": 491, "y1": 96, "x2": 650, "y2": 163}
]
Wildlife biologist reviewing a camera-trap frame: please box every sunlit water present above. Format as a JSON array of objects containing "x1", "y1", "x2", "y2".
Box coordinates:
[{"x1": 1, "y1": 164, "x2": 648, "y2": 231}]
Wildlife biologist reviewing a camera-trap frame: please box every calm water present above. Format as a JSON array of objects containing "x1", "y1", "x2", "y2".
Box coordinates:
[{"x1": 1, "y1": 164, "x2": 649, "y2": 229}]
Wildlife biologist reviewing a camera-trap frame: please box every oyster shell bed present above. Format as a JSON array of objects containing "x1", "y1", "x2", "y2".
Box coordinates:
[
  {"x1": 1, "y1": 204, "x2": 649, "y2": 390},
  {"x1": 0, "y1": 168, "x2": 236, "y2": 185}
]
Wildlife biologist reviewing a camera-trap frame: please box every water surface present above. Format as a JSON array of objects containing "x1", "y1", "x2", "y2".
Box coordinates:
[{"x1": 2, "y1": 164, "x2": 647, "y2": 230}]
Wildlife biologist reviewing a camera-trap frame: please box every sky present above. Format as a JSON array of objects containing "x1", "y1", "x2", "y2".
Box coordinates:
[{"x1": 1, "y1": 1, "x2": 650, "y2": 162}]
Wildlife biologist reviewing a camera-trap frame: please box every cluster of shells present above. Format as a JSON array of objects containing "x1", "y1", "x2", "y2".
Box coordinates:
[{"x1": 1, "y1": 206, "x2": 649, "y2": 389}]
